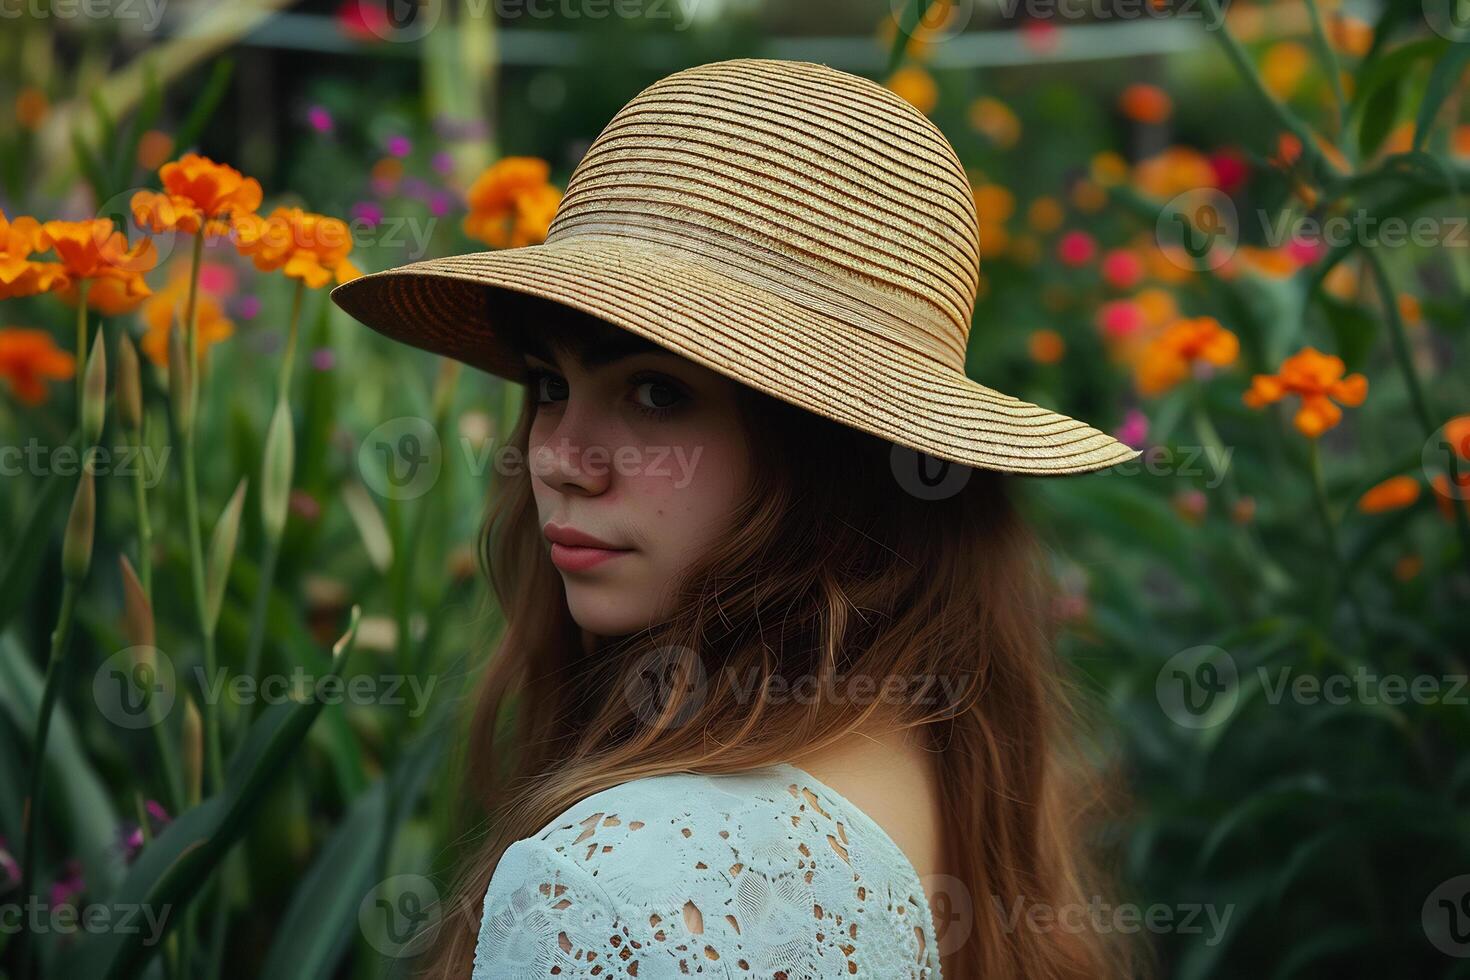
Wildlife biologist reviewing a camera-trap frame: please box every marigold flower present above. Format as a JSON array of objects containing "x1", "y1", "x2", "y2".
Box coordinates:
[
  {"x1": 1, "y1": 210, "x2": 70, "y2": 299},
  {"x1": 1135, "y1": 316, "x2": 1239, "y2": 396},
  {"x1": 1026, "y1": 196, "x2": 1064, "y2": 233},
  {"x1": 40, "y1": 218, "x2": 157, "y2": 280},
  {"x1": 968, "y1": 96, "x2": 1021, "y2": 149},
  {"x1": 233, "y1": 206, "x2": 361, "y2": 287},
  {"x1": 1356, "y1": 475, "x2": 1420, "y2": 514},
  {"x1": 1132, "y1": 146, "x2": 1217, "y2": 201},
  {"x1": 1261, "y1": 41, "x2": 1311, "y2": 99},
  {"x1": 887, "y1": 65, "x2": 938, "y2": 116},
  {"x1": 977, "y1": 223, "x2": 1010, "y2": 260},
  {"x1": 0, "y1": 327, "x2": 76, "y2": 405},
  {"x1": 973, "y1": 184, "x2": 1015, "y2": 224},
  {"x1": 1070, "y1": 178, "x2": 1107, "y2": 213},
  {"x1": 1090, "y1": 151, "x2": 1129, "y2": 188},
  {"x1": 132, "y1": 153, "x2": 262, "y2": 234},
  {"x1": 139, "y1": 267, "x2": 235, "y2": 367},
  {"x1": 1431, "y1": 473, "x2": 1470, "y2": 524},
  {"x1": 1330, "y1": 15, "x2": 1373, "y2": 57},
  {"x1": 1028, "y1": 329, "x2": 1065, "y2": 364},
  {"x1": 1119, "y1": 83, "x2": 1172, "y2": 124},
  {"x1": 463, "y1": 158, "x2": 563, "y2": 249},
  {"x1": 1243, "y1": 346, "x2": 1368, "y2": 437},
  {"x1": 1444, "y1": 415, "x2": 1470, "y2": 461}
]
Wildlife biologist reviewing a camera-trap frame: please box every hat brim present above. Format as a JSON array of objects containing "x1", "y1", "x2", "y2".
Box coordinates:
[{"x1": 329, "y1": 235, "x2": 1141, "y2": 476}]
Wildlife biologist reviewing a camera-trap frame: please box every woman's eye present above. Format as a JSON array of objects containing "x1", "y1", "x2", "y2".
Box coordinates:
[
  {"x1": 529, "y1": 369, "x2": 567, "y2": 404},
  {"x1": 631, "y1": 375, "x2": 687, "y2": 418}
]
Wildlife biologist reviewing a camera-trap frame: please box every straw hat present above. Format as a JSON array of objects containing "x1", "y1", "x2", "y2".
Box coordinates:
[{"x1": 330, "y1": 57, "x2": 1139, "y2": 475}]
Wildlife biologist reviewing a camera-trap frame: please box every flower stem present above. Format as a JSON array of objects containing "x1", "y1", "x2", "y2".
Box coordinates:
[
  {"x1": 16, "y1": 581, "x2": 79, "y2": 980},
  {"x1": 1364, "y1": 246, "x2": 1470, "y2": 575},
  {"x1": 132, "y1": 417, "x2": 154, "y2": 599},
  {"x1": 1308, "y1": 439, "x2": 1370, "y2": 638},
  {"x1": 1303, "y1": 0, "x2": 1347, "y2": 138},
  {"x1": 74, "y1": 280, "x2": 90, "y2": 411}
]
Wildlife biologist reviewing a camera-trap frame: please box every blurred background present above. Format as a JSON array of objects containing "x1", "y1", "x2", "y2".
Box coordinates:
[{"x1": 2, "y1": 0, "x2": 1469, "y2": 977}]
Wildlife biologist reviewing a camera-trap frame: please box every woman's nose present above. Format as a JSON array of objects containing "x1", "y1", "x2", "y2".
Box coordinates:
[{"x1": 535, "y1": 396, "x2": 615, "y2": 496}]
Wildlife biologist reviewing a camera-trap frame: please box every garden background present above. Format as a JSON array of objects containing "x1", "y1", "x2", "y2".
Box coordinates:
[{"x1": 2, "y1": 0, "x2": 1469, "y2": 977}]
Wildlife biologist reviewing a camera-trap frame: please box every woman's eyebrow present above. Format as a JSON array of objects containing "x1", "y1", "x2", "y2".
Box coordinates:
[{"x1": 519, "y1": 329, "x2": 669, "y2": 369}]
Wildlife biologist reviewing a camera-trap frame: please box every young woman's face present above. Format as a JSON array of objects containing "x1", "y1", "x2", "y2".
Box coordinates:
[{"x1": 524, "y1": 327, "x2": 753, "y2": 637}]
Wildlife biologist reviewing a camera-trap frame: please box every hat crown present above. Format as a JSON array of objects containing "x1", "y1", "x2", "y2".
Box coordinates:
[{"x1": 544, "y1": 58, "x2": 981, "y2": 369}]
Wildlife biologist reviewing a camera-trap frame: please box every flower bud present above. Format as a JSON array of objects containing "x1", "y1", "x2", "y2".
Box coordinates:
[
  {"x1": 62, "y1": 470, "x2": 95, "y2": 584},
  {"x1": 205, "y1": 479, "x2": 248, "y2": 631},
  {"x1": 116, "y1": 333, "x2": 143, "y2": 433},
  {"x1": 261, "y1": 397, "x2": 294, "y2": 544},
  {"x1": 119, "y1": 554, "x2": 155, "y2": 649},
  {"x1": 182, "y1": 694, "x2": 202, "y2": 805},
  {"x1": 82, "y1": 326, "x2": 106, "y2": 445}
]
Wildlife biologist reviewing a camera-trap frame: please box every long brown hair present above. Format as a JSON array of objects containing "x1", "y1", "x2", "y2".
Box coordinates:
[{"x1": 418, "y1": 298, "x2": 1138, "y2": 980}]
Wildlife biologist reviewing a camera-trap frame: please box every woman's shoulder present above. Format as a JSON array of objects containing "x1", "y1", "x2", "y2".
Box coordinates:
[{"x1": 472, "y1": 764, "x2": 941, "y2": 979}]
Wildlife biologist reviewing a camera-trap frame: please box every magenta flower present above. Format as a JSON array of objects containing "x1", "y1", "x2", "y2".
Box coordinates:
[{"x1": 307, "y1": 105, "x2": 334, "y2": 135}]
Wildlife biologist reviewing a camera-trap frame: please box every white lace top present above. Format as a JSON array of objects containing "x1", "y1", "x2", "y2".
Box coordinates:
[{"x1": 472, "y1": 761, "x2": 943, "y2": 978}]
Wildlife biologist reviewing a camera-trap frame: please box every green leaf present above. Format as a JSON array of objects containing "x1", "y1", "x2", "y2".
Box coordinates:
[
  {"x1": 172, "y1": 59, "x2": 234, "y2": 154},
  {"x1": 1414, "y1": 41, "x2": 1470, "y2": 152},
  {"x1": 886, "y1": 0, "x2": 932, "y2": 75},
  {"x1": 1356, "y1": 73, "x2": 1402, "y2": 160},
  {"x1": 0, "y1": 437, "x2": 76, "y2": 634},
  {"x1": 0, "y1": 632, "x2": 124, "y2": 899},
  {"x1": 1314, "y1": 291, "x2": 1379, "y2": 372},
  {"x1": 70, "y1": 127, "x2": 111, "y2": 204},
  {"x1": 256, "y1": 781, "x2": 390, "y2": 979},
  {"x1": 59, "y1": 608, "x2": 362, "y2": 980}
]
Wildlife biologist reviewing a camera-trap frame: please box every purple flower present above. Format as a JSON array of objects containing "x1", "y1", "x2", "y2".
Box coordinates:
[
  {"x1": 307, "y1": 105, "x2": 334, "y2": 135},
  {"x1": 311, "y1": 347, "x2": 336, "y2": 371},
  {"x1": 1114, "y1": 408, "x2": 1149, "y2": 449},
  {"x1": 350, "y1": 201, "x2": 383, "y2": 227},
  {"x1": 235, "y1": 295, "x2": 263, "y2": 320},
  {"x1": 431, "y1": 151, "x2": 455, "y2": 175},
  {"x1": 0, "y1": 836, "x2": 19, "y2": 892},
  {"x1": 119, "y1": 801, "x2": 173, "y2": 865},
  {"x1": 429, "y1": 192, "x2": 451, "y2": 217},
  {"x1": 386, "y1": 134, "x2": 412, "y2": 158},
  {"x1": 48, "y1": 860, "x2": 84, "y2": 907}
]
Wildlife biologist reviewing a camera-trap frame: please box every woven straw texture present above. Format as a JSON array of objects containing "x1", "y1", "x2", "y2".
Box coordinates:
[{"x1": 330, "y1": 57, "x2": 1140, "y2": 475}]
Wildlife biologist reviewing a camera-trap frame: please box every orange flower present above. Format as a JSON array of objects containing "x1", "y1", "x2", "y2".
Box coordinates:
[
  {"x1": 1330, "y1": 16, "x2": 1373, "y2": 57},
  {"x1": 968, "y1": 97, "x2": 1021, "y2": 149},
  {"x1": 1119, "y1": 83, "x2": 1172, "y2": 124},
  {"x1": 1029, "y1": 329, "x2": 1065, "y2": 364},
  {"x1": 1357, "y1": 475, "x2": 1420, "y2": 514},
  {"x1": 1261, "y1": 41, "x2": 1311, "y2": 99},
  {"x1": 1135, "y1": 316, "x2": 1239, "y2": 396},
  {"x1": 1090, "y1": 151, "x2": 1130, "y2": 188},
  {"x1": 0, "y1": 327, "x2": 76, "y2": 405},
  {"x1": 0, "y1": 210, "x2": 69, "y2": 299},
  {"x1": 887, "y1": 65, "x2": 938, "y2": 116},
  {"x1": 1132, "y1": 146, "x2": 1217, "y2": 200},
  {"x1": 138, "y1": 266, "x2": 236, "y2": 367},
  {"x1": 1027, "y1": 197, "x2": 1064, "y2": 234},
  {"x1": 1243, "y1": 346, "x2": 1368, "y2": 437},
  {"x1": 1444, "y1": 415, "x2": 1470, "y2": 461},
  {"x1": 463, "y1": 158, "x2": 563, "y2": 249},
  {"x1": 973, "y1": 184, "x2": 1015, "y2": 224},
  {"x1": 233, "y1": 207, "x2": 361, "y2": 287},
  {"x1": 38, "y1": 218, "x2": 156, "y2": 311},
  {"x1": 15, "y1": 87, "x2": 48, "y2": 130},
  {"x1": 131, "y1": 153, "x2": 262, "y2": 234},
  {"x1": 1431, "y1": 473, "x2": 1470, "y2": 524}
]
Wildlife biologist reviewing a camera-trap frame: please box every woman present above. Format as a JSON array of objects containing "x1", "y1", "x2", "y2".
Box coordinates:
[{"x1": 332, "y1": 57, "x2": 1140, "y2": 980}]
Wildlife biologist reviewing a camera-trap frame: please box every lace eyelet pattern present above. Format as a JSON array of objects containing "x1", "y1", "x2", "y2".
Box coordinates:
[{"x1": 473, "y1": 763, "x2": 942, "y2": 978}]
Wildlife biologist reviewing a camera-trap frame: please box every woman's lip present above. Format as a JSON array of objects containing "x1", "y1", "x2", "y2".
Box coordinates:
[{"x1": 549, "y1": 542, "x2": 633, "y2": 572}]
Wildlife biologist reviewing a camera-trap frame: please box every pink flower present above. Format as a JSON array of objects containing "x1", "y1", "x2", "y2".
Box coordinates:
[
  {"x1": 1114, "y1": 407, "x2": 1149, "y2": 448},
  {"x1": 48, "y1": 860, "x2": 84, "y2": 906},
  {"x1": 1100, "y1": 249, "x2": 1144, "y2": 290},
  {"x1": 1097, "y1": 299, "x2": 1144, "y2": 338},
  {"x1": 0, "y1": 836, "x2": 19, "y2": 890},
  {"x1": 307, "y1": 105, "x2": 334, "y2": 135},
  {"x1": 386, "y1": 135, "x2": 412, "y2": 158},
  {"x1": 1057, "y1": 230, "x2": 1097, "y2": 267}
]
